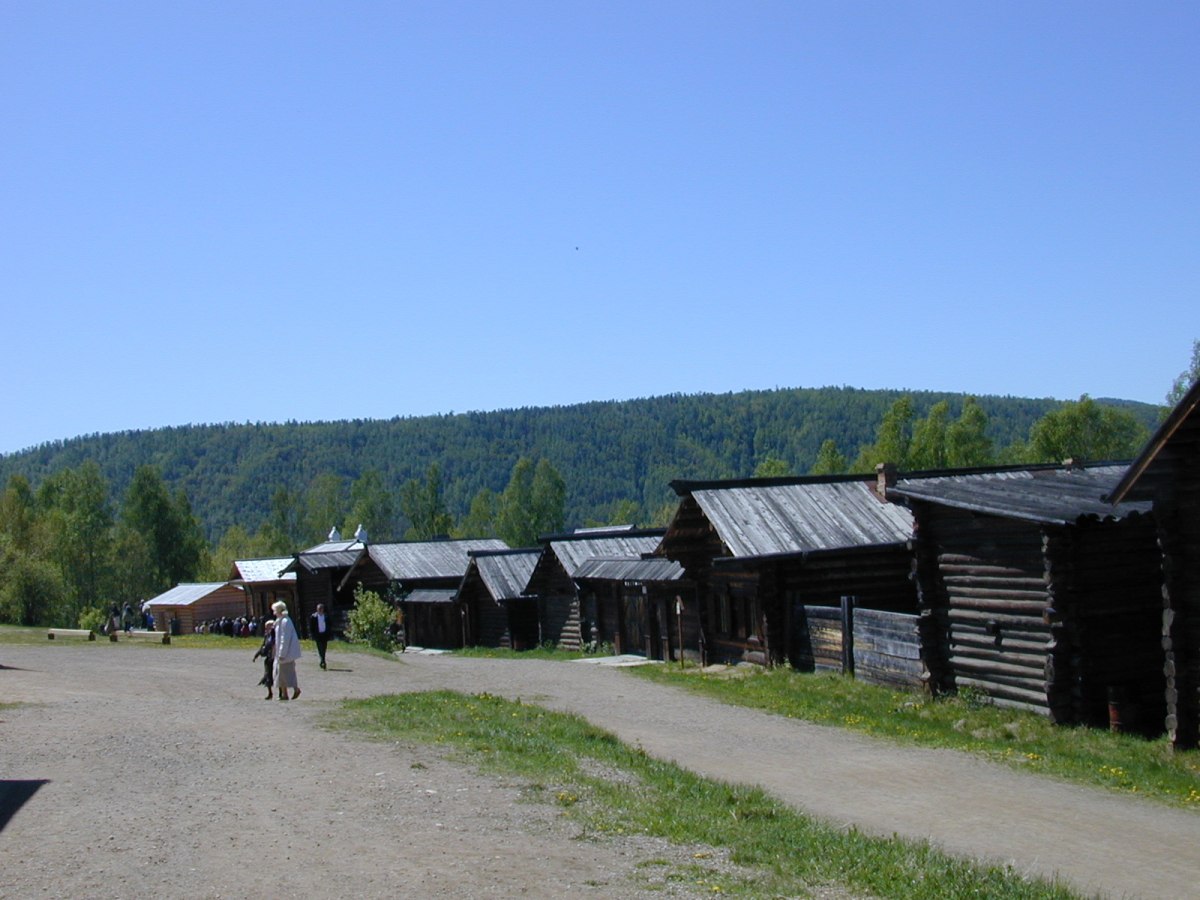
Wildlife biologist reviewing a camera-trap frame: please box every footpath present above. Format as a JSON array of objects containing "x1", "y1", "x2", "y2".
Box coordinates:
[{"x1": 397, "y1": 653, "x2": 1199, "y2": 900}]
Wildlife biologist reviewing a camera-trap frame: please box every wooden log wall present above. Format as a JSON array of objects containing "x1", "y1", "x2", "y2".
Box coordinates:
[
  {"x1": 783, "y1": 547, "x2": 919, "y2": 614},
  {"x1": 473, "y1": 596, "x2": 511, "y2": 648},
  {"x1": 917, "y1": 505, "x2": 1053, "y2": 715},
  {"x1": 792, "y1": 605, "x2": 842, "y2": 673}
]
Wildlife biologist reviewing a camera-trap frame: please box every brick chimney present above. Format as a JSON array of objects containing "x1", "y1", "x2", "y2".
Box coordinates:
[{"x1": 875, "y1": 462, "x2": 897, "y2": 498}]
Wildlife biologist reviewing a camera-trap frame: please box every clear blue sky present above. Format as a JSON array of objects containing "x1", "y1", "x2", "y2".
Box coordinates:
[{"x1": 2, "y1": 2, "x2": 1196, "y2": 456}]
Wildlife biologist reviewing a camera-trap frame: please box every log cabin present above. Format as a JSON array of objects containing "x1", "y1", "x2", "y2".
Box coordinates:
[
  {"x1": 143, "y1": 582, "x2": 250, "y2": 635},
  {"x1": 571, "y1": 556, "x2": 694, "y2": 660},
  {"x1": 524, "y1": 527, "x2": 666, "y2": 651},
  {"x1": 889, "y1": 462, "x2": 1163, "y2": 732},
  {"x1": 1107, "y1": 378, "x2": 1200, "y2": 747},
  {"x1": 658, "y1": 472, "x2": 919, "y2": 669},
  {"x1": 286, "y1": 529, "x2": 506, "y2": 644},
  {"x1": 228, "y1": 557, "x2": 296, "y2": 621},
  {"x1": 455, "y1": 548, "x2": 541, "y2": 650}
]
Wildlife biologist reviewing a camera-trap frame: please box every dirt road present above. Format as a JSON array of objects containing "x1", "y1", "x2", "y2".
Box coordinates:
[{"x1": 2, "y1": 642, "x2": 1196, "y2": 899}]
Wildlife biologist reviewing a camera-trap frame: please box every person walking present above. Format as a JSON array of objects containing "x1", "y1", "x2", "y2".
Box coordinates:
[
  {"x1": 310, "y1": 603, "x2": 330, "y2": 670},
  {"x1": 252, "y1": 619, "x2": 276, "y2": 700},
  {"x1": 271, "y1": 601, "x2": 301, "y2": 701}
]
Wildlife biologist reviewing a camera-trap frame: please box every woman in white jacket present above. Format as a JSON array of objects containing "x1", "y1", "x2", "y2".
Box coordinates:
[{"x1": 271, "y1": 601, "x2": 302, "y2": 701}]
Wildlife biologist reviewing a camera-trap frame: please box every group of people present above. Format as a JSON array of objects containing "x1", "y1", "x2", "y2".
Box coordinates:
[
  {"x1": 251, "y1": 603, "x2": 331, "y2": 701},
  {"x1": 194, "y1": 616, "x2": 267, "y2": 637}
]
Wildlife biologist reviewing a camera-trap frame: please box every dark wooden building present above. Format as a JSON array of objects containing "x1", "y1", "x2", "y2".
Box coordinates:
[
  {"x1": 890, "y1": 463, "x2": 1163, "y2": 730},
  {"x1": 1108, "y1": 378, "x2": 1200, "y2": 747},
  {"x1": 287, "y1": 535, "x2": 507, "y2": 644},
  {"x1": 572, "y1": 556, "x2": 694, "y2": 660},
  {"x1": 658, "y1": 473, "x2": 919, "y2": 668},
  {"x1": 456, "y1": 548, "x2": 541, "y2": 650},
  {"x1": 525, "y1": 527, "x2": 666, "y2": 651}
]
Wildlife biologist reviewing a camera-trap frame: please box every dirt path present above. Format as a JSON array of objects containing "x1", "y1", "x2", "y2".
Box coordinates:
[{"x1": 1, "y1": 643, "x2": 1196, "y2": 899}]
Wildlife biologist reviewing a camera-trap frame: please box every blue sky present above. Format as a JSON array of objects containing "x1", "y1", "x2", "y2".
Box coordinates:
[{"x1": 2, "y1": 2, "x2": 1196, "y2": 456}]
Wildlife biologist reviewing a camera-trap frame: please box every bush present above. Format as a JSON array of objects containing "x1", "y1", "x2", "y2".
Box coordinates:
[
  {"x1": 345, "y1": 586, "x2": 397, "y2": 652},
  {"x1": 78, "y1": 606, "x2": 109, "y2": 633}
]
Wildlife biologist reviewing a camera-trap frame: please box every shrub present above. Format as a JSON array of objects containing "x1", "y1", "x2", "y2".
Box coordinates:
[
  {"x1": 345, "y1": 585, "x2": 396, "y2": 652},
  {"x1": 78, "y1": 606, "x2": 109, "y2": 633}
]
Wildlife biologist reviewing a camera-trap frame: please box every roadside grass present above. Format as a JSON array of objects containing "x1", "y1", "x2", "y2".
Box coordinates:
[
  {"x1": 632, "y1": 664, "x2": 1200, "y2": 809},
  {"x1": 331, "y1": 689, "x2": 1078, "y2": 899},
  {"x1": 452, "y1": 643, "x2": 616, "y2": 662}
]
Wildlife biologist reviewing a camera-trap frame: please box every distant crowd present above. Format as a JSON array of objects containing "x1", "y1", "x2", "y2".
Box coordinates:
[{"x1": 194, "y1": 616, "x2": 268, "y2": 637}]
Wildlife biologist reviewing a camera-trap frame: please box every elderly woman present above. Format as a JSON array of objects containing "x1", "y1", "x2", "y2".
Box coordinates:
[{"x1": 271, "y1": 601, "x2": 302, "y2": 701}]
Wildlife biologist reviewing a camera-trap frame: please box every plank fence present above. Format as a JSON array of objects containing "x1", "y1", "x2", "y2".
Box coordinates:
[{"x1": 793, "y1": 597, "x2": 927, "y2": 690}]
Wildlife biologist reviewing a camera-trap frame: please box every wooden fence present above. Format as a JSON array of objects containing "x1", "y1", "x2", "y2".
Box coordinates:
[{"x1": 793, "y1": 598, "x2": 926, "y2": 690}]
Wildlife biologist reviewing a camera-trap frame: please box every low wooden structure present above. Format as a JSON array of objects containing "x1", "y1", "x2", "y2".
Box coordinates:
[
  {"x1": 47, "y1": 628, "x2": 96, "y2": 641},
  {"x1": 228, "y1": 557, "x2": 296, "y2": 622},
  {"x1": 456, "y1": 549, "x2": 541, "y2": 650},
  {"x1": 143, "y1": 582, "x2": 250, "y2": 635},
  {"x1": 286, "y1": 533, "x2": 507, "y2": 645},
  {"x1": 793, "y1": 601, "x2": 925, "y2": 689},
  {"x1": 891, "y1": 463, "x2": 1163, "y2": 731},
  {"x1": 659, "y1": 472, "x2": 919, "y2": 669},
  {"x1": 572, "y1": 556, "x2": 694, "y2": 660},
  {"x1": 1108, "y1": 378, "x2": 1200, "y2": 747},
  {"x1": 524, "y1": 527, "x2": 666, "y2": 651}
]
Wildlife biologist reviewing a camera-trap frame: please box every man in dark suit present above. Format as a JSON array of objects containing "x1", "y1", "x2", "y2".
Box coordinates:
[{"x1": 310, "y1": 604, "x2": 330, "y2": 670}]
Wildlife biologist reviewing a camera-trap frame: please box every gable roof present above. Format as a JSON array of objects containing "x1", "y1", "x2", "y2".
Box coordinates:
[
  {"x1": 369, "y1": 539, "x2": 508, "y2": 581},
  {"x1": 290, "y1": 539, "x2": 366, "y2": 573},
  {"x1": 669, "y1": 475, "x2": 913, "y2": 559},
  {"x1": 572, "y1": 556, "x2": 684, "y2": 583},
  {"x1": 540, "y1": 528, "x2": 665, "y2": 578},
  {"x1": 465, "y1": 549, "x2": 541, "y2": 602},
  {"x1": 230, "y1": 557, "x2": 296, "y2": 583},
  {"x1": 890, "y1": 463, "x2": 1150, "y2": 526},
  {"x1": 1108, "y1": 377, "x2": 1200, "y2": 504},
  {"x1": 144, "y1": 582, "x2": 235, "y2": 607}
]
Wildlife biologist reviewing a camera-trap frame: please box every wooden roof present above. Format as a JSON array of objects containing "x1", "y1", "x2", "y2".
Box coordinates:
[
  {"x1": 144, "y1": 582, "x2": 237, "y2": 607},
  {"x1": 666, "y1": 474, "x2": 913, "y2": 559},
  {"x1": 890, "y1": 463, "x2": 1150, "y2": 526},
  {"x1": 541, "y1": 528, "x2": 666, "y2": 578},
  {"x1": 403, "y1": 588, "x2": 458, "y2": 605},
  {"x1": 464, "y1": 549, "x2": 540, "y2": 602},
  {"x1": 369, "y1": 539, "x2": 508, "y2": 581},
  {"x1": 229, "y1": 557, "x2": 296, "y2": 583},
  {"x1": 1108, "y1": 377, "x2": 1200, "y2": 504},
  {"x1": 572, "y1": 556, "x2": 683, "y2": 583}
]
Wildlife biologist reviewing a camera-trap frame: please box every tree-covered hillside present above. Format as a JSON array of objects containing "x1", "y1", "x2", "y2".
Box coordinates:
[{"x1": 0, "y1": 386, "x2": 1160, "y2": 541}]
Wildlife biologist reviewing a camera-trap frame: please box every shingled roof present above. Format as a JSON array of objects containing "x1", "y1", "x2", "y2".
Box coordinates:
[
  {"x1": 669, "y1": 474, "x2": 913, "y2": 559},
  {"x1": 540, "y1": 528, "x2": 665, "y2": 577},
  {"x1": 889, "y1": 463, "x2": 1150, "y2": 526},
  {"x1": 1108, "y1": 377, "x2": 1200, "y2": 504},
  {"x1": 464, "y1": 549, "x2": 541, "y2": 602},
  {"x1": 572, "y1": 556, "x2": 683, "y2": 583},
  {"x1": 369, "y1": 539, "x2": 509, "y2": 581}
]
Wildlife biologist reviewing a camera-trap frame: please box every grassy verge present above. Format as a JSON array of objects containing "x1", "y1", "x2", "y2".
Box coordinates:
[
  {"x1": 632, "y1": 664, "x2": 1200, "y2": 808},
  {"x1": 331, "y1": 689, "x2": 1077, "y2": 899}
]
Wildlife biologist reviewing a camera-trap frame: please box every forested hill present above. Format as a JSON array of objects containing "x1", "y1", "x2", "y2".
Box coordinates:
[{"x1": 0, "y1": 387, "x2": 1160, "y2": 541}]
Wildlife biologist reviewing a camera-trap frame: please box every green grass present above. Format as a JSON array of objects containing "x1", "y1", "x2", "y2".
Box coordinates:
[
  {"x1": 631, "y1": 664, "x2": 1200, "y2": 808},
  {"x1": 451, "y1": 642, "x2": 616, "y2": 662},
  {"x1": 329, "y1": 689, "x2": 1078, "y2": 899}
]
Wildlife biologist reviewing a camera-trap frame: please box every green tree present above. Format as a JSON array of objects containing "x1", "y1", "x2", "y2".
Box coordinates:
[
  {"x1": 0, "y1": 538, "x2": 71, "y2": 626},
  {"x1": 304, "y1": 474, "x2": 346, "y2": 543},
  {"x1": 754, "y1": 455, "x2": 792, "y2": 477},
  {"x1": 400, "y1": 463, "x2": 454, "y2": 540},
  {"x1": 348, "y1": 469, "x2": 395, "y2": 541},
  {"x1": 495, "y1": 458, "x2": 536, "y2": 547},
  {"x1": 37, "y1": 462, "x2": 114, "y2": 621},
  {"x1": 945, "y1": 397, "x2": 994, "y2": 467},
  {"x1": 262, "y1": 486, "x2": 305, "y2": 553},
  {"x1": 1026, "y1": 396, "x2": 1149, "y2": 463},
  {"x1": 530, "y1": 459, "x2": 566, "y2": 538},
  {"x1": 852, "y1": 396, "x2": 915, "y2": 472},
  {"x1": 121, "y1": 466, "x2": 204, "y2": 593},
  {"x1": 1166, "y1": 338, "x2": 1200, "y2": 408},
  {"x1": 454, "y1": 487, "x2": 498, "y2": 539},
  {"x1": 907, "y1": 401, "x2": 950, "y2": 470},
  {"x1": 809, "y1": 439, "x2": 847, "y2": 476}
]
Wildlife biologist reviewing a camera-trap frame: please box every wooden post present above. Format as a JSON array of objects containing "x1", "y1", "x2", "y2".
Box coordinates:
[
  {"x1": 841, "y1": 595, "x2": 856, "y2": 677},
  {"x1": 676, "y1": 595, "x2": 684, "y2": 667}
]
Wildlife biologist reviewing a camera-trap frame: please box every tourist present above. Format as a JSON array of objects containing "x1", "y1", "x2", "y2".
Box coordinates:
[
  {"x1": 271, "y1": 601, "x2": 301, "y2": 701},
  {"x1": 252, "y1": 619, "x2": 276, "y2": 700}
]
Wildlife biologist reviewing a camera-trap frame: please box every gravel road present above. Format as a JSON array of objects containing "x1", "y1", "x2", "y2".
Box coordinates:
[{"x1": 2, "y1": 641, "x2": 1197, "y2": 899}]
